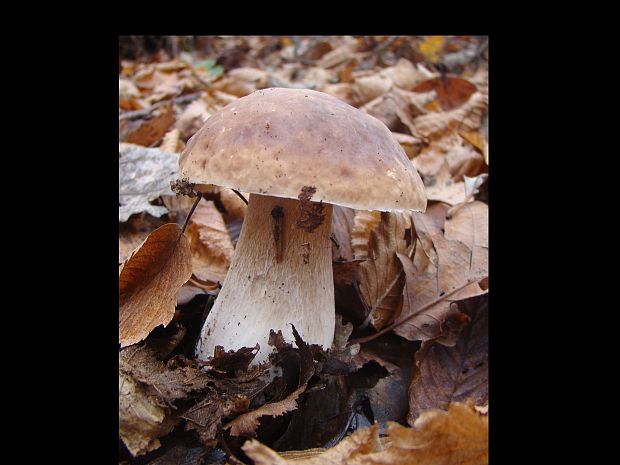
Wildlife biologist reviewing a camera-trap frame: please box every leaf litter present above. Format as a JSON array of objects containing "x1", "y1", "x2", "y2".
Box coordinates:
[{"x1": 118, "y1": 35, "x2": 488, "y2": 463}]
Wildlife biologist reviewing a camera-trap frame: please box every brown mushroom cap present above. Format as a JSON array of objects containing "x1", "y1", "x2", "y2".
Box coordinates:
[{"x1": 179, "y1": 87, "x2": 426, "y2": 211}]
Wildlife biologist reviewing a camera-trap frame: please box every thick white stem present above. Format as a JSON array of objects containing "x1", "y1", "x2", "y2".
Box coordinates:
[{"x1": 196, "y1": 193, "x2": 335, "y2": 364}]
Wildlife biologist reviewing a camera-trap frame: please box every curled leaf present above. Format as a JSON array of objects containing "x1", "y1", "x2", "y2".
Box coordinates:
[{"x1": 119, "y1": 223, "x2": 192, "y2": 347}]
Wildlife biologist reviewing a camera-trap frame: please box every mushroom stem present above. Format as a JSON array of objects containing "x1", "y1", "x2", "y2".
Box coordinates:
[{"x1": 195, "y1": 193, "x2": 335, "y2": 364}]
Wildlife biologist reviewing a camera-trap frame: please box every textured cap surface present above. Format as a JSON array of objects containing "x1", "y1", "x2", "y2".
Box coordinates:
[{"x1": 179, "y1": 88, "x2": 426, "y2": 211}]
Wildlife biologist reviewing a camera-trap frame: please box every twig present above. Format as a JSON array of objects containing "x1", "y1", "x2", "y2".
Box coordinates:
[
  {"x1": 119, "y1": 92, "x2": 203, "y2": 121},
  {"x1": 348, "y1": 276, "x2": 487, "y2": 345},
  {"x1": 181, "y1": 191, "x2": 203, "y2": 234}
]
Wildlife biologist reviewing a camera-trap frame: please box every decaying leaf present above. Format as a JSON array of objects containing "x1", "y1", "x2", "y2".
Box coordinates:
[
  {"x1": 351, "y1": 210, "x2": 382, "y2": 259},
  {"x1": 224, "y1": 382, "x2": 308, "y2": 437},
  {"x1": 445, "y1": 201, "x2": 488, "y2": 277},
  {"x1": 358, "y1": 211, "x2": 413, "y2": 330},
  {"x1": 413, "y1": 76, "x2": 477, "y2": 111},
  {"x1": 121, "y1": 101, "x2": 175, "y2": 147},
  {"x1": 119, "y1": 144, "x2": 179, "y2": 222},
  {"x1": 119, "y1": 346, "x2": 213, "y2": 403},
  {"x1": 423, "y1": 160, "x2": 468, "y2": 205},
  {"x1": 119, "y1": 223, "x2": 192, "y2": 347},
  {"x1": 243, "y1": 423, "x2": 381, "y2": 465},
  {"x1": 392, "y1": 208, "x2": 487, "y2": 342},
  {"x1": 184, "y1": 200, "x2": 234, "y2": 284},
  {"x1": 119, "y1": 213, "x2": 166, "y2": 264},
  {"x1": 409, "y1": 296, "x2": 488, "y2": 421},
  {"x1": 119, "y1": 372, "x2": 176, "y2": 457},
  {"x1": 243, "y1": 401, "x2": 487, "y2": 465},
  {"x1": 389, "y1": 402, "x2": 488, "y2": 465},
  {"x1": 412, "y1": 91, "x2": 488, "y2": 142}
]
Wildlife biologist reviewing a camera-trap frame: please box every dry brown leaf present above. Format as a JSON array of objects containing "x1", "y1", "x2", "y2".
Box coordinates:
[
  {"x1": 352, "y1": 74, "x2": 393, "y2": 106},
  {"x1": 359, "y1": 211, "x2": 413, "y2": 330},
  {"x1": 119, "y1": 214, "x2": 167, "y2": 264},
  {"x1": 391, "y1": 132, "x2": 424, "y2": 159},
  {"x1": 413, "y1": 76, "x2": 477, "y2": 111},
  {"x1": 119, "y1": 79, "x2": 142, "y2": 111},
  {"x1": 121, "y1": 101, "x2": 175, "y2": 147},
  {"x1": 386, "y1": 402, "x2": 488, "y2": 465},
  {"x1": 119, "y1": 372, "x2": 176, "y2": 457},
  {"x1": 243, "y1": 423, "x2": 380, "y2": 465},
  {"x1": 331, "y1": 205, "x2": 356, "y2": 262},
  {"x1": 119, "y1": 345, "x2": 214, "y2": 403},
  {"x1": 412, "y1": 91, "x2": 488, "y2": 142},
  {"x1": 392, "y1": 210, "x2": 487, "y2": 342},
  {"x1": 409, "y1": 296, "x2": 488, "y2": 421},
  {"x1": 176, "y1": 98, "x2": 211, "y2": 140},
  {"x1": 243, "y1": 401, "x2": 487, "y2": 465},
  {"x1": 423, "y1": 160, "x2": 467, "y2": 206},
  {"x1": 119, "y1": 223, "x2": 192, "y2": 347},
  {"x1": 224, "y1": 382, "x2": 308, "y2": 437},
  {"x1": 184, "y1": 200, "x2": 234, "y2": 284},
  {"x1": 321, "y1": 83, "x2": 355, "y2": 105},
  {"x1": 444, "y1": 201, "x2": 488, "y2": 280},
  {"x1": 318, "y1": 39, "x2": 358, "y2": 68},
  {"x1": 378, "y1": 58, "x2": 424, "y2": 90},
  {"x1": 351, "y1": 210, "x2": 381, "y2": 259},
  {"x1": 160, "y1": 128, "x2": 182, "y2": 153},
  {"x1": 446, "y1": 143, "x2": 486, "y2": 180}
]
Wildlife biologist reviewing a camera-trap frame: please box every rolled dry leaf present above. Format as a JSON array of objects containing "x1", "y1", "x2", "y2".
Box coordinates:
[{"x1": 119, "y1": 223, "x2": 192, "y2": 347}]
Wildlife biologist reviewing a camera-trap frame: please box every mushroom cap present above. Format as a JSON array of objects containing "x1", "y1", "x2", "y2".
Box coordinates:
[{"x1": 179, "y1": 88, "x2": 426, "y2": 211}]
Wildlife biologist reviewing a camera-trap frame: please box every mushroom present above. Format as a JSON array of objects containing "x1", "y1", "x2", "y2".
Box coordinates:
[{"x1": 179, "y1": 88, "x2": 426, "y2": 364}]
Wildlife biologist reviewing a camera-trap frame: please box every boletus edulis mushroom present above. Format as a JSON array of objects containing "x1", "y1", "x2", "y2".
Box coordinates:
[{"x1": 178, "y1": 88, "x2": 427, "y2": 364}]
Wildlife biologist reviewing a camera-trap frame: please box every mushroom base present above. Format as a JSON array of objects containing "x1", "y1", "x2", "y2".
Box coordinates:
[{"x1": 195, "y1": 193, "x2": 335, "y2": 364}]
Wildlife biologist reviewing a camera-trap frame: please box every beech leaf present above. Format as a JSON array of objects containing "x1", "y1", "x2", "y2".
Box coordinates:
[
  {"x1": 242, "y1": 401, "x2": 487, "y2": 465},
  {"x1": 184, "y1": 199, "x2": 234, "y2": 284},
  {"x1": 393, "y1": 210, "x2": 487, "y2": 343},
  {"x1": 119, "y1": 223, "x2": 192, "y2": 348},
  {"x1": 224, "y1": 382, "x2": 308, "y2": 437},
  {"x1": 408, "y1": 296, "x2": 488, "y2": 422},
  {"x1": 359, "y1": 211, "x2": 413, "y2": 330},
  {"x1": 242, "y1": 423, "x2": 380, "y2": 465}
]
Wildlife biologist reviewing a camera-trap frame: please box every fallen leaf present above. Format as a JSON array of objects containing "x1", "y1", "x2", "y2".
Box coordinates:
[
  {"x1": 184, "y1": 199, "x2": 234, "y2": 284},
  {"x1": 444, "y1": 201, "x2": 488, "y2": 280},
  {"x1": 119, "y1": 144, "x2": 179, "y2": 222},
  {"x1": 408, "y1": 296, "x2": 488, "y2": 421},
  {"x1": 119, "y1": 213, "x2": 166, "y2": 264},
  {"x1": 351, "y1": 210, "x2": 381, "y2": 259},
  {"x1": 119, "y1": 371, "x2": 176, "y2": 457},
  {"x1": 224, "y1": 382, "x2": 308, "y2": 437},
  {"x1": 388, "y1": 402, "x2": 488, "y2": 465},
  {"x1": 423, "y1": 160, "x2": 467, "y2": 206},
  {"x1": 413, "y1": 75, "x2": 477, "y2": 111},
  {"x1": 412, "y1": 91, "x2": 488, "y2": 142},
  {"x1": 119, "y1": 223, "x2": 192, "y2": 347},
  {"x1": 175, "y1": 98, "x2": 211, "y2": 140},
  {"x1": 182, "y1": 397, "x2": 222, "y2": 448},
  {"x1": 243, "y1": 423, "x2": 380, "y2": 465},
  {"x1": 359, "y1": 211, "x2": 413, "y2": 330},
  {"x1": 392, "y1": 209, "x2": 487, "y2": 342},
  {"x1": 121, "y1": 101, "x2": 175, "y2": 146},
  {"x1": 205, "y1": 345, "x2": 259, "y2": 375},
  {"x1": 418, "y1": 36, "x2": 447, "y2": 63},
  {"x1": 352, "y1": 74, "x2": 393, "y2": 106},
  {"x1": 119, "y1": 346, "x2": 213, "y2": 403},
  {"x1": 159, "y1": 128, "x2": 182, "y2": 153}
]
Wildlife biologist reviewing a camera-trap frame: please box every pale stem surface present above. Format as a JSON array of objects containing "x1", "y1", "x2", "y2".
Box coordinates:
[{"x1": 196, "y1": 193, "x2": 335, "y2": 364}]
